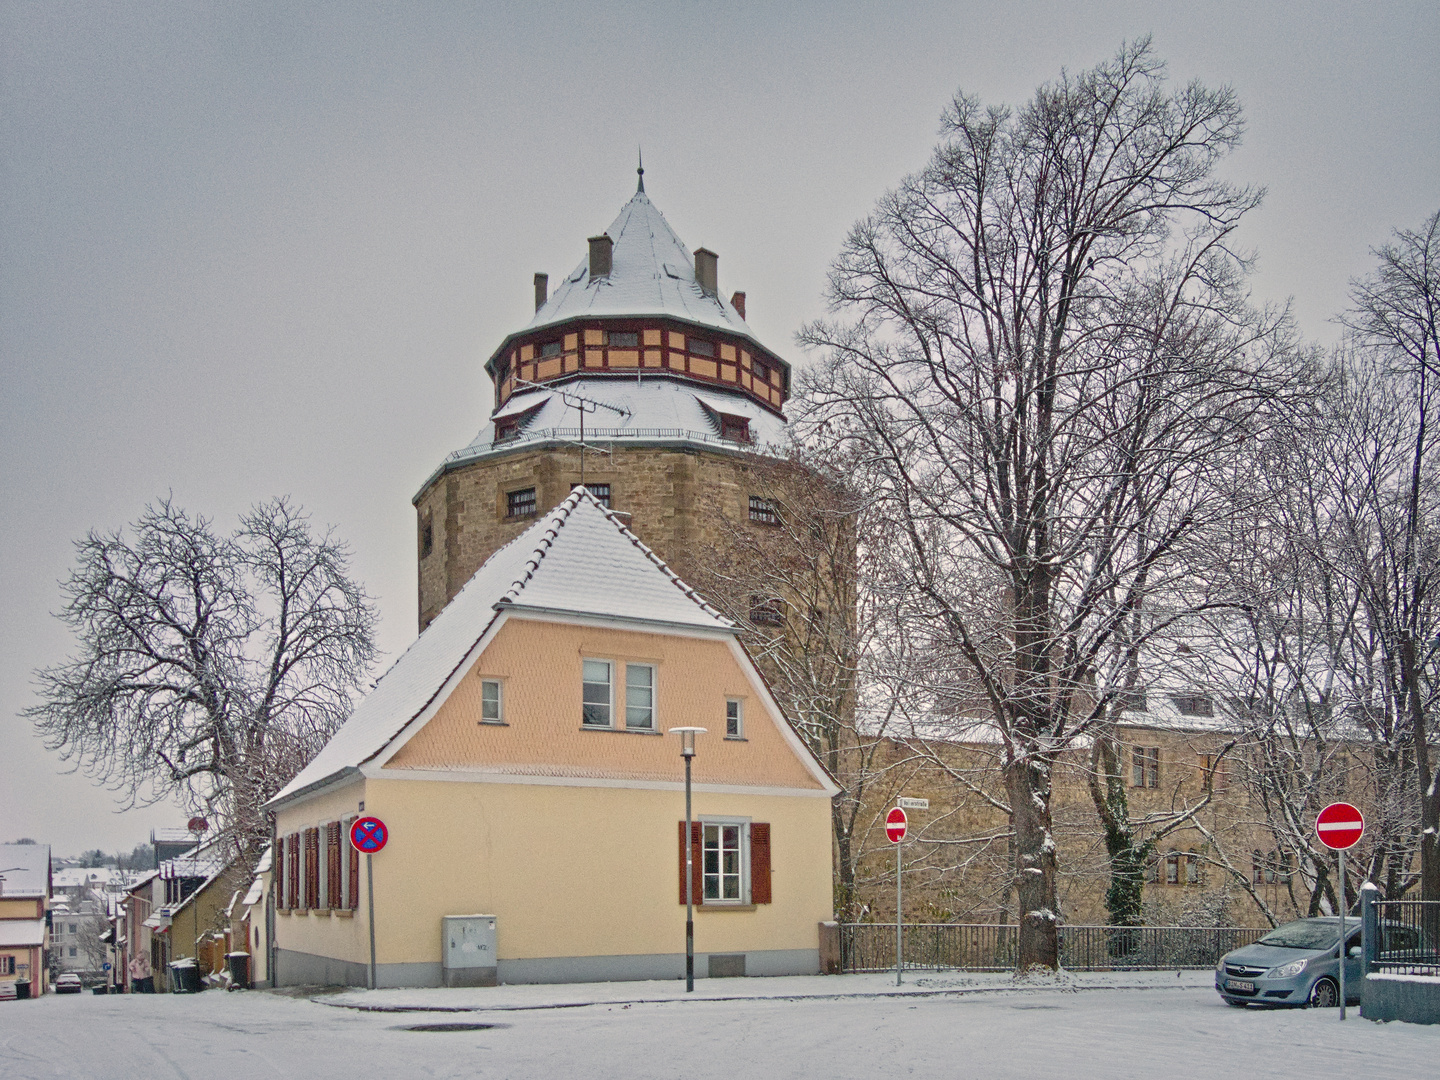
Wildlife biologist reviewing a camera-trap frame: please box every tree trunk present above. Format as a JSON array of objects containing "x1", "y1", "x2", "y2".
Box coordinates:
[{"x1": 1006, "y1": 751, "x2": 1059, "y2": 970}]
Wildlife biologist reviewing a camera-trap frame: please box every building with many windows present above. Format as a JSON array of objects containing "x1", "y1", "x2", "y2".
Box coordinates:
[{"x1": 266, "y1": 489, "x2": 837, "y2": 987}]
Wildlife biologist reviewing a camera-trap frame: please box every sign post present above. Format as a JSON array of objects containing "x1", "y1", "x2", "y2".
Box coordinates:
[
  {"x1": 350, "y1": 816, "x2": 388, "y2": 991},
  {"x1": 886, "y1": 806, "x2": 908, "y2": 986},
  {"x1": 1315, "y1": 802, "x2": 1364, "y2": 1020}
]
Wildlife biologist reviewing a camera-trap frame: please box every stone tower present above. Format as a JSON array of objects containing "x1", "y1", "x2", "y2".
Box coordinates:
[{"x1": 414, "y1": 170, "x2": 794, "y2": 630}]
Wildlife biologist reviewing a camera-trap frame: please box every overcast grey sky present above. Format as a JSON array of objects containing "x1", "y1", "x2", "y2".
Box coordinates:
[{"x1": 3, "y1": 1, "x2": 1437, "y2": 856}]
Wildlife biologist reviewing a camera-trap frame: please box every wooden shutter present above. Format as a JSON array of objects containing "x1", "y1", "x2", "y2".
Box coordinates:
[
  {"x1": 287, "y1": 833, "x2": 301, "y2": 909},
  {"x1": 677, "y1": 821, "x2": 703, "y2": 906},
  {"x1": 326, "y1": 822, "x2": 342, "y2": 910},
  {"x1": 274, "y1": 835, "x2": 286, "y2": 909},
  {"x1": 304, "y1": 828, "x2": 320, "y2": 909},
  {"x1": 750, "y1": 823, "x2": 772, "y2": 904},
  {"x1": 345, "y1": 817, "x2": 360, "y2": 909}
]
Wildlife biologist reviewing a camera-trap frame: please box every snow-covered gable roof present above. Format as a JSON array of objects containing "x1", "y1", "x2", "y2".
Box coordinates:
[
  {"x1": 0, "y1": 843, "x2": 49, "y2": 898},
  {"x1": 270, "y1": 489, "x2": 735, "y2": 806},
  {"x1": 522, "y1": 189, "x2": 752, "y2": 342}
]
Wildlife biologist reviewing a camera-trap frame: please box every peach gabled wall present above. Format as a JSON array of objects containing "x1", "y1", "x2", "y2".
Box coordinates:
[{"x1": 383, "y1": 615, "x2": 826, "y2": 793}]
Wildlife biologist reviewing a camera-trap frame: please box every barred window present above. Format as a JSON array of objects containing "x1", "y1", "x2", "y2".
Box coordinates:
[
  {"x1": 507, "y1": 488, "x2": 537, "y2": 518},
  {"x1": 585, "y1": 483, "x2": 611, "y2": 508},
  {"x1": 749, "y1": 496, "x2": 778, "y2": 525}
]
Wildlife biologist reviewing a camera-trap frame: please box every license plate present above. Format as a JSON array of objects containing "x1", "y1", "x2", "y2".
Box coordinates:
[{"x1": 1226, "y1": 979, "x2": 1255, "y2": 992}]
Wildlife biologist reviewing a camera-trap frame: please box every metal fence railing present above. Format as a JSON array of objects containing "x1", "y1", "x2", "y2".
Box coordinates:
[
  {"x1": 839, "y1": 923, "x2": 1266, "y2": 974},
  {"x1": 1370, "y1": 900, "x2": 1440, "y2": 976}
]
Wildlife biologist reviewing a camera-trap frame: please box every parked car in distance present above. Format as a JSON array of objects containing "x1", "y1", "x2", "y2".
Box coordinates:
[
  {"x1": 1216, "y1": 918, "x2": 1362, "y2": 1008},
  {"x1": 0, "y1": 981, "x2": 17, "y2": 1001},
  {"x1": 53, "y1": 973, "x2": 84, "y2": 995}
]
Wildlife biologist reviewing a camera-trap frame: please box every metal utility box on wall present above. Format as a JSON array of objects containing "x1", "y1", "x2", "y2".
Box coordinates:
[{"x1": 443, "y1": 915, "x2": 498, "y2": 987}]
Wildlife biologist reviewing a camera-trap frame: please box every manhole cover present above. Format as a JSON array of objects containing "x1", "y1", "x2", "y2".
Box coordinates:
[{"x1": 398, "y1": 1022, "x2": 501, "y2": 1032}]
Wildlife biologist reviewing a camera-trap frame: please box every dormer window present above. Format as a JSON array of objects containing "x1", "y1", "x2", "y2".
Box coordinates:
[
  {"x1": 495, "y1": 420, "x2": 520, "y2": 443},
  {"x1": 720, "y1": 415, "x2": 751, "y2": 443}
]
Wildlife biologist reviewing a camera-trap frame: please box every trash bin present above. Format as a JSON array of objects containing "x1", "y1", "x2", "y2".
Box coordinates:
[
  {"x1": 91, "y1": 984, "x2": 109, "y2": 995},
  {"x1": 168, "y1": 958, "x2": 202, "y2": 993},
  {"x1": 15, "y1": 980, "x2": 29, "y2": 1000},
  {"x1": 225, "y1": 952, "x2": 250, "y2": 990}
]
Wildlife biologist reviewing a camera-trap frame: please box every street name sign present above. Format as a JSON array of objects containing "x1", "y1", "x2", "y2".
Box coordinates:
[
  {"x1": 350, "y1": 816, "x2": 389, "y2": 854},
  {"x1": 885, "y1": 807, "x2": 908, "y2": 844},
  {"x1": 1315, "y1": 803, "x2": 1364, "y2": 850},
  {"x1": 897, "y1": 797, "x2": 929, "y2": 810}
]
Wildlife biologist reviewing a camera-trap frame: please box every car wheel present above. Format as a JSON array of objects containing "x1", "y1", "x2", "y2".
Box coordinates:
[{"x1": 1307, "y1": 978, "x2": 1339, "y2": 1009}]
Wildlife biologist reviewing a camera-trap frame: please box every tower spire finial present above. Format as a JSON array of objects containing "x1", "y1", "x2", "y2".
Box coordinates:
[{"x1": 637, "y1": 148, "x2": 645, "y2": 193}]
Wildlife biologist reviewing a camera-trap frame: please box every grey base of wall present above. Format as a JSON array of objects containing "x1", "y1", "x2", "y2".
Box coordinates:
[
  {"x1": 274, "y1": 948, "x2": 818, "y2": 988},
  {"x1": 1361, "y1": 973, "x2": 1440, "y2": 1025}
]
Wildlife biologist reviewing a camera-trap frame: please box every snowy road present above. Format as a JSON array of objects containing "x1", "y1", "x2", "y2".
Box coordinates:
[{"x1": 1, "y1": 981, "x2": 1435, "y2": 1080}]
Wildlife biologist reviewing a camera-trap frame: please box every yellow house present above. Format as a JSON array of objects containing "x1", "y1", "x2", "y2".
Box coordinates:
[{"x1": 266, "y1": 489, "x2": 838, "y2": 987}]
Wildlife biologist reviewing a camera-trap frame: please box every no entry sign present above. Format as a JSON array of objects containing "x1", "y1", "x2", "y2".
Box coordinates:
[
  {"x1": 1315, "y1": 802, "x2": 1364, "y2": 850},
  {"x1": 885, "y1": 807, "x2": 908, "y2": 844},
  {"x1": 350, "y1": 816, "x2": 389, "y2": 854}
]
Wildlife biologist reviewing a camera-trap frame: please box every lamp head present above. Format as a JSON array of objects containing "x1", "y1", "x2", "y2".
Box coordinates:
[{"x1": 668, "y1": 726, "x2": 707, "y2": 757}]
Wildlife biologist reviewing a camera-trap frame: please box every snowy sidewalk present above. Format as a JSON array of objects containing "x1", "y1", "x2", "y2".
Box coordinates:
[{"x1": 315, "y1": 968, "x2": 1218, "y2": 1012}]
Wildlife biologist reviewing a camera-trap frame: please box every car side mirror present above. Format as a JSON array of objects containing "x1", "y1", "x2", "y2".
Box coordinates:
[{"x1": 1348, "y1": 946, "x2": 1362, "y2": 958}]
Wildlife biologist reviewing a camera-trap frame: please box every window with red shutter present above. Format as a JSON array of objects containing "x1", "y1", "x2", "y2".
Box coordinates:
[
  {"x1": 326, "y1": 822, "x2": 342, "y2": 910},
  {"x1": 274, "y1": 835, "x2": 286, "y2": 910},
  {"x1": 304, "y1": 828, "x2": 320, "y2": 909},
  {"x1": 287, "y1": 833, "x2": 301, "y2": 909},
  {"x1": 677, "y1": 821, "x2": 703, "y2": 906},
  {"x1": 750, "y1": 823, "x2": 772, "y2": 904}
]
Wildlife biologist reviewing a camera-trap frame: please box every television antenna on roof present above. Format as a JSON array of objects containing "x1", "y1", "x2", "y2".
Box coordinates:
[{"x1": 511, "y1": 378, "x2": 631, "y2": 487}]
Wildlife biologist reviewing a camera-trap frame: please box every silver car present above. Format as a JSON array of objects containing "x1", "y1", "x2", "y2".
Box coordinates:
[{"x1": 1215, "y1": 917, "x2": 1362, "y2": 1008}]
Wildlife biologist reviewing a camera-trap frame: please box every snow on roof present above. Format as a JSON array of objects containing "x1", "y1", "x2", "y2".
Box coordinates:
[
  {"x1": 521, "y1": 190, "x2": 754, "y2": 344},
  {"x1": 158, "y1": 836, "x2": 229, "y2": 881},
  {"x1": 423, "y1": 378, "x2": 789, "y2": 495},
  {"x1": 270, "y1": 489, "x2": 735, "y2": 806},
  {"x1": 0, "y1": 919, "x2": 46, "y2": 948},
  {"x1": 0, "y1": 843, "x2": 49, "y2": 897}
]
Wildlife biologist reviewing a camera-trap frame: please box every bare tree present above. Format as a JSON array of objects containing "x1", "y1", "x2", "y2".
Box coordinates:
[
  {"x1": 27, "y1": 497, "x2": 378, "y2": 865},
  {"x1": 799, "y1": 39, "x2": 1294, "y2": 968},
  {"x1": 1342, "y1": 210, "x2": 1440, "y2": 902}
]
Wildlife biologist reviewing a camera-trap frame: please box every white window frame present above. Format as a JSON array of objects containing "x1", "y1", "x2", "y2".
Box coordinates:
[
  {"x1": 480, "y1": 678, "x2": 504, "y2": 724},
  {"x1": 582, "y1": 659, "x2": 614, "y2": 727},
  {"x1": 726, "y1": 698, "x2": 744, "y2": 739},
  {"x1": 700, "y1": 817, "x2": 751, "y2": 905},
  {"x1": 624, "y1": 663, "x2": 656, "y2": 730}
]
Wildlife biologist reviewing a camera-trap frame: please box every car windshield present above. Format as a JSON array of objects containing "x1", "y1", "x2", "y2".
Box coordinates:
[{"x1": 1256, "y1": 920, "x2": 1339, "y2": 950}]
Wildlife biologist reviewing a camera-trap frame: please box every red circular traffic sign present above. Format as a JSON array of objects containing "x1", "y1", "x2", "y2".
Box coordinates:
[
  {"x1": 1315, "y1": 802, "x2": 1364, "y2": 850},
  {"x1": 885, "y1": 807, "x2": 908, "y2": 844},
  {"x1": 350, "y1": 816, "x2": 388, "y2": 854}
]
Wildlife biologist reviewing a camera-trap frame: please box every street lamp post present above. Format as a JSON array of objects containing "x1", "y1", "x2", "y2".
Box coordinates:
[{"x1": 669, "y1": 727, "x2": 706, "y2": 992}]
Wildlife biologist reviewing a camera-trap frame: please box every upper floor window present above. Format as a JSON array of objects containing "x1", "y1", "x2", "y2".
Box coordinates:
[
  {"x1": 607, "y1": 331, "x2": 639, "y2": 348},
  {"x1": 540, "y1": 341, "x2": 562, "y2": 357},
  {"x1": 495, "y1": 419, "x2": 520, "y2": 443},
  {"x1": 420, "y1": 513, "x2": 434, "y2": 558},
  {"x1": 625, "y1": 664, "x2": 655, "y2": 729},
  {"x1": 749, "y1": 595, "x2": 786, "y2": 627},
  {"x1": 1199, "y1": 752, "x2": 1228, "y2": 791},
  {"x1": 480, "y1": 679, "x2": 503, "y2": 724},
  {"x1": 585, "y1": 483, "x2": 611, "y2": 508},
  {"x1": 507, "y1": 488, "x2": 537, "y2": 519},
  {"x1": 720, "y1": 415, "x2": 751, "y2": 443},
  {"x1": 726, "y1": 699, "x2": 743, "y2": 739},
  {"x1": 1131, "y1": 746, "x2": 1159, "y2": 788},
  {"x1": 752, "y1": 360, "x2": 769, "y2": 383},
  {"x1": 1117, "y1": 688, "x2": 1147, "y2": 712},
  {"x1": 582, "y1": 660, "x2": 613, "y2": 726},
  {"x1": 749, "y1": 496, "x2": 779, "y2": 525},
  {"x1": 689, "y1": 339, "x2": 715, "y2": 357},
  {"x1": 1171, "y1": 693, "x2": 1214, "y2": 717}
]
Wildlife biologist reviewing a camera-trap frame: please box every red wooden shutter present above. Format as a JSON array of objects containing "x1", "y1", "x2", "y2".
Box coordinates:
[
  {"x1": 677, "y1": 821, "x2": 703, "y2": 906},
  {"x1": 304, "y1": 828, "x2": 320, "y2": 909},
  {"x1": 287, "y1": 833, "x2": 301, "y2": 909},
  {"x1": 274, "y1": 835, "x2": 286, "y2": 909},
  {"x1": 345, "y1": 817, "x2": 360, "y2": 909},
  {"x1": 750, "y1": 823, "x2": 772, "y2": 904},
  {"x1": 326, "y1": 822, "x2": 342, "y2": 909}
]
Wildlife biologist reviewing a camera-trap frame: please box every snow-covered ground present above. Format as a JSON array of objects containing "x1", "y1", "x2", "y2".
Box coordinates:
[{"x1": 1, "y1": 973, "x2": 1435, "y2": 1079}]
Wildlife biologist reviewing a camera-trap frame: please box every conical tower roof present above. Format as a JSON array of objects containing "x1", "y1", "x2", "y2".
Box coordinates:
[{"x1": 521, "y1": 190, "x2": 752, "y2": 340}]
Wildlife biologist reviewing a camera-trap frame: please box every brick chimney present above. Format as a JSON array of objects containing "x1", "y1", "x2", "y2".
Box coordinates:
[
  {"x1": 694, "y1": 248, "x2": 718, "y2": 297},
  {"x1": 534, "y1": 273, "x2": 548, "y2": 312},
  {"x1": 588, "y1": 234, "x2": 613, "y2": 278},
  {"x1": 730, "y1": 291, "x2": 746, "y2": 320}
]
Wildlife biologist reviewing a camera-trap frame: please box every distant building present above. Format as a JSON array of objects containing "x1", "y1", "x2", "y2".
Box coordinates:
[{"x1": 0, "y1": 842, "x2": 52, "y2": 996}]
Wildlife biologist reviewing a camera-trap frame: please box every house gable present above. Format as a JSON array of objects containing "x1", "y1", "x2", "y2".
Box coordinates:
[{"x1": 382, "y1": 616, "x2": 829, "y2": 792}]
